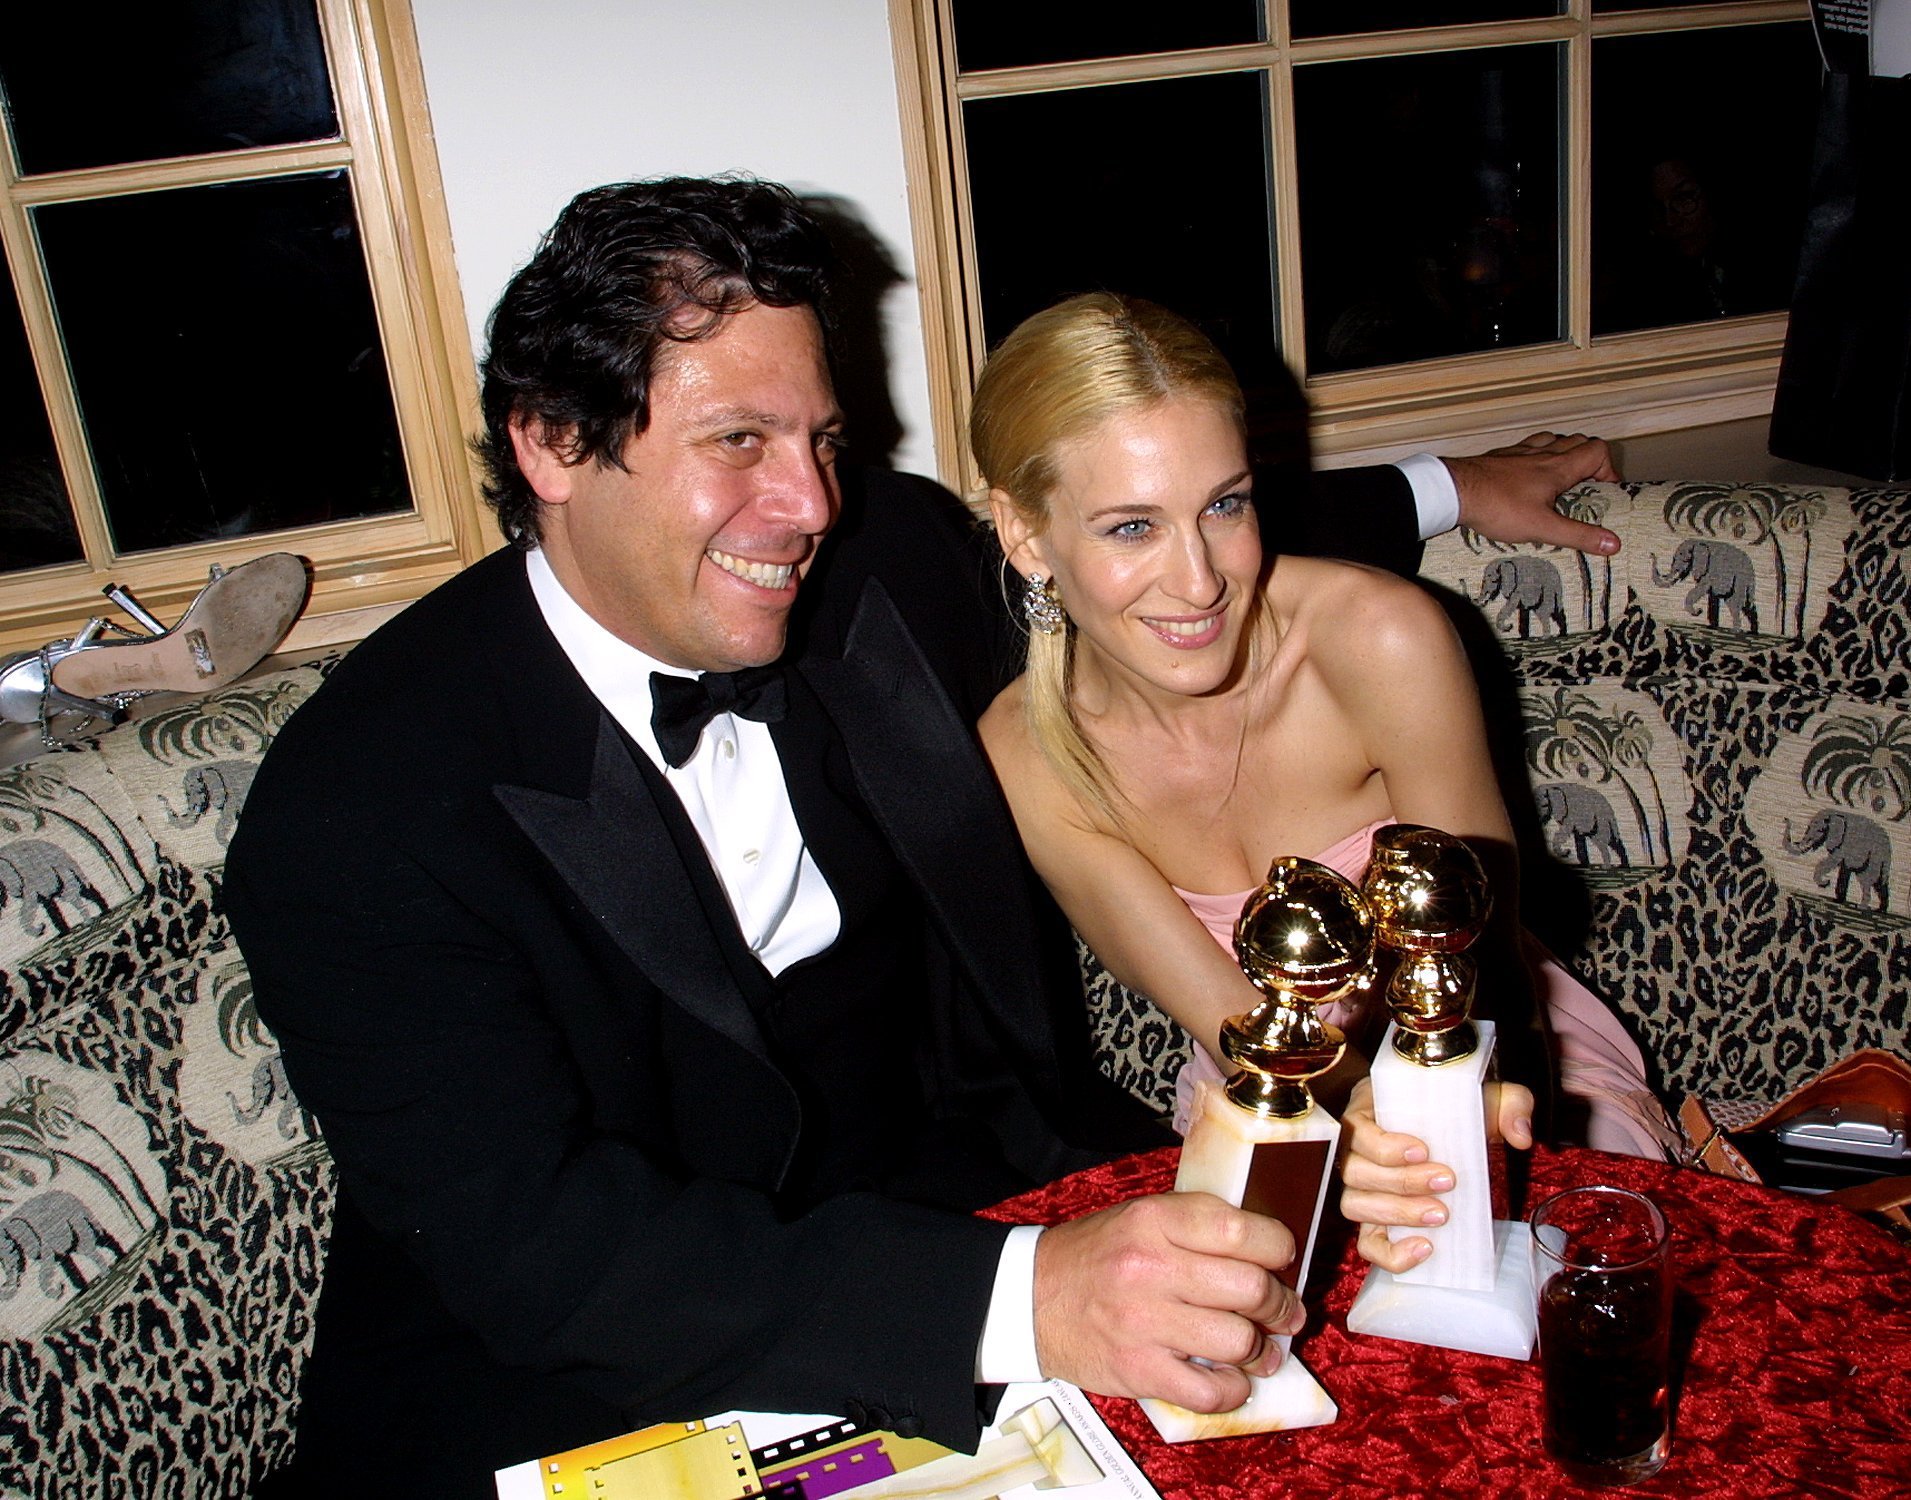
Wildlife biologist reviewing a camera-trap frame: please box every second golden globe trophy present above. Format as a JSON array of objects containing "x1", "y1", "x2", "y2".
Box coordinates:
[
  {"x1": 1344, "y1": 824, "x2": 1537, "y2": 1359},
  {"x1": 1141, "y1": 857, "x2": 1374, "y2": 1443}
]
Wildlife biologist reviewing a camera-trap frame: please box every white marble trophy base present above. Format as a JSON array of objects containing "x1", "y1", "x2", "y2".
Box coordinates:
[
  {"x1": 1344, "y1": 1018, "x2": 1536, "y2": 1360},
  {"x1": 1140, "y1": 1338, "x2": 1339, "y2": 1442},
  {"x1": 1140, "y1": 1081, "x2": 1341, "y2": 1442},
  {"x1": 1346, "y1": 1217, "x2": 1537, "y2": 1359}
]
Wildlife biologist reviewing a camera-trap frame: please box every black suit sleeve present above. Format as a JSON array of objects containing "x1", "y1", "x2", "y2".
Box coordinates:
[{"x1": 1259, "y1": 461, "x2": 1427, "y2": 578}]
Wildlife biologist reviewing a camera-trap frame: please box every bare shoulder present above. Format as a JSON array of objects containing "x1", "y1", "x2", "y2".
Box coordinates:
[
  {"x1": 1274, "y1": 555, "x2": 1462, "y2": 689},
  {"x1": 979, "y1": 675, "x2": 1030, "y2": 762},
  {"x1": 1275, "y1": 555, "x2": 1447, "y2": 645},
  {"x1": 978, "y1": 674, "x2": 1100, "y2": 840},
  {"x1": 979, "y1": 676, "x2": 1052, "y2": 795}
]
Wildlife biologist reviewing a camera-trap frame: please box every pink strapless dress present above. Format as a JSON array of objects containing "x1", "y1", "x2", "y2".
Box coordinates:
[{"x1": 1169, "y1": 820, "x2": 1678, "y2": 1159}]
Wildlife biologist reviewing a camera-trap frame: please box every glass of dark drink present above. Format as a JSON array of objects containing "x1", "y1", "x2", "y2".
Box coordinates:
[{"x1": 1529, "y1": 1185, "x2": 1672, "y2": 1485}]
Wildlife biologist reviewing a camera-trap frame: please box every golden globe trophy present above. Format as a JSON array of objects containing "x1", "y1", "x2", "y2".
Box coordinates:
[
  {"x1": 1141, "y1": 857, "x2": 1375, "y2": 1442},
  {"x1": 1344, "y1": 824, "x2": 1537, "y2": 1360}
]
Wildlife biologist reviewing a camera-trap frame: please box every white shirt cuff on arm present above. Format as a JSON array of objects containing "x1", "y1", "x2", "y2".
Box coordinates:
[
  {"x1": 1395, "y1": 451, "x2": 1460, "y2": 541},
  {"x1": 975, "y1": 1224, "x2": 1045, "y2": 1384}
]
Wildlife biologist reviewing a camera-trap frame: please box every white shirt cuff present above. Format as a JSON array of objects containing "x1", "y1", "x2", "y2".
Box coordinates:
[
  {"x1": 975, "y1": 1224, "x2": 1045, "y2": 1384},
  {"x1": 1396, "y1": 451, "x2": 1460, "y2": 541}
]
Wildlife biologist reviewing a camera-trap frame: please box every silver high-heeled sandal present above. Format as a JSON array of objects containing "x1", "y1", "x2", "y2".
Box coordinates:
[
  {"x1": 0, "y1": 622, "x2": 132, "y2": 747},
  {"x1": 0, "y1": 553, "x2": 309, "y2": 746}
]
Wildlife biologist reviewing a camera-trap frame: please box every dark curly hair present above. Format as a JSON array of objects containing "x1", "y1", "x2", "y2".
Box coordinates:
[{"x1": 475, "y1": 176, "x2": 837, "y2": 547}]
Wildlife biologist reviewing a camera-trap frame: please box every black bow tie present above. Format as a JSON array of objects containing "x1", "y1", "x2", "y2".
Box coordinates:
[{"x1": 649, "y1": 666, "x2": 788, "y2": 768}]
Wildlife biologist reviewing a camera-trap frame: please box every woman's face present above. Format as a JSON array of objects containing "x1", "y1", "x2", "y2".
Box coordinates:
[{"x1": 997, "y1": 395, "x2": 1262, "y2": 700}]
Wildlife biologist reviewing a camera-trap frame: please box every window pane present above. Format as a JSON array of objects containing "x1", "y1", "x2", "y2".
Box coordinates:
[
  {"x1": 1290, "y1": 3, "x2": 1557, "y2": 40},
  {"x1": 964, "y1": 73, "x2": 1280, "y2": 397},
  {"x1": 0, "y1": 263, "x2": 80, "y2": 574},
  {"x1": 1591, "y1": 24, "x2": 1818, "y2": 337},
  {"x1": 1295, "y1": 45, "x2": 1563, "y2": 374},
  {"x1": 0, "y1": 0, "x2": 336, "y2": 175},
  {"x1": 35, "y1": 172, "x2": 410, "y2": 556},
  {"x1": 951, "y1": 0, "x2": 1260, "y2": 73}
]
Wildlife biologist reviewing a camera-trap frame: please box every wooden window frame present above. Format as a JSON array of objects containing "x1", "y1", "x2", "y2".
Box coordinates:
[
  {"x1": 0, "y1": 0, "x2": 490, "y2": 657},
  {"x1": 889, "y1": 0, "x2": 1812, "y2": 489}
]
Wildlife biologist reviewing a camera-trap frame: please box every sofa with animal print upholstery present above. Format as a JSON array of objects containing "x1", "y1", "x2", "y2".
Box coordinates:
[
  {"x1": 0, "y1": 656, "x2": 338, "y2": 1498},
  {"x1": 1086, "y1": 480, "x2": 1911, "y2": 1130}
]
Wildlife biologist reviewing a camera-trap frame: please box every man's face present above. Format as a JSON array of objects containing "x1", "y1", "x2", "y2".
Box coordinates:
[{"x1": 518, "y1": 301, "x2": 844, "y2": 671}]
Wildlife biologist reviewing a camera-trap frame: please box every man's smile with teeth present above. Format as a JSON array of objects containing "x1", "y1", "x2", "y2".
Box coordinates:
[{"x1": 708, "y1": 547, "x2": 796, "y2": 590}]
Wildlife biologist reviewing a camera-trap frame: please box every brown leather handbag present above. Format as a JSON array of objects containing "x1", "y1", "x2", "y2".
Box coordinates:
[{"x1": 1680, "y1": 1049, "x2": 1911, "y2": 1240}]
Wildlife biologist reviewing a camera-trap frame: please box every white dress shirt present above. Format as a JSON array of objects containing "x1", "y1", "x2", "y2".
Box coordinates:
[
  {"x1": 525, "y1": 547, "x2": 840, "y2": 975},
  {"x1": 1398, "y1": 451, "x2": 1462, "y2": 538}
]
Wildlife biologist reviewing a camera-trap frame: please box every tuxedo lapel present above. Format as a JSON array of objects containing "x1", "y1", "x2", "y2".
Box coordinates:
[
  {"x1": 493, "y1": 675, "x2": 776, "y2": 1076},
  {"x1": 799, "y1": 581, "x2": 1060, "y2": 1092}
]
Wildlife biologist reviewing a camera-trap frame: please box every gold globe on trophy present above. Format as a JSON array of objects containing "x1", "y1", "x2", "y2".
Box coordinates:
[{"x1": 1142, "y1": 855, "x2": 1376, "y2": 1442}]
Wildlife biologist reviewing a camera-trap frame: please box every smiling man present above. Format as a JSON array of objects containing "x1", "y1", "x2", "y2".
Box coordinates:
[
  {"x1": 226, "y1": 177, "x2": 1618, "y2": 1497},
  {"x1": 513, "y1": 297, "x2": 844, "y2": 674},
  {"x1": 229, "y1": 178, "x2": 1302, "y2": 1495}
]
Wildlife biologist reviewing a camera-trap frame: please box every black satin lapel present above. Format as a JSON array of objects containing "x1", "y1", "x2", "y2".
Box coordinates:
[
  {"x1": 798, "y1": 583, "x2": 1057, "y2": 1081},
  {"x1": 493, "y1": 715, "x2": 772, "y2": 1070}
]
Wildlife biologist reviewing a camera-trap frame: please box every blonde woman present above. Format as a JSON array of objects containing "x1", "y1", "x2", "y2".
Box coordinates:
[{"x1": 971, "y1": 293, "x2": 1676, "y2": 1273}]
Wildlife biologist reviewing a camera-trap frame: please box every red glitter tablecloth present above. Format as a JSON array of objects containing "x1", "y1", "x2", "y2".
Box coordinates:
[{"x1": 982, "y1": 1146, "x2": 1911, "y2": 1498}]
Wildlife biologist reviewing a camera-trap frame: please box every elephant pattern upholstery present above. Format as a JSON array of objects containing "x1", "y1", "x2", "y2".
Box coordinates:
[
  {"x1": 1086, "y1": 481, "x2": 1911, "y2": 1127},
  {"x1": 1536, "y1": 781, "x2": 1628, "y2": 866},
  {"x1": 0, "y1": 661, "x2": 338, "y2": 1499},
  {"x1": 1783, "y1": 808, "x2": 1892, "y2": 911},
  {"x1": 159, "y1": 758, "x2": 257, "y2": 847},
  {"x1": 0, "y1": 1188, "x2": 124, "y2": 1302},
  {"x1": 0, "y1": 838, "x2": 107, "y2": 938},
  {"x1": 1651, "y1": 536, "x2": 1760, "y2": 632},
  {"x1": 1474, "y1": 554, "x2": 1568, "y2": 637}
]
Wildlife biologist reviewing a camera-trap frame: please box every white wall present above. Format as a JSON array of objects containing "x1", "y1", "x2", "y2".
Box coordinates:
[{"x1": 408, "y1": 0, "x2": 938, "y2": 478}]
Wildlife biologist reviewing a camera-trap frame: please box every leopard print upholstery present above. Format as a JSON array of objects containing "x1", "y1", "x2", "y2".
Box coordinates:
[
  {"x1": 0, "y1": 661, "x2": 337, "y2": 1498},
  {"x1": 1085, "y1": 482, "x2": 1911, "y2": 1118}
]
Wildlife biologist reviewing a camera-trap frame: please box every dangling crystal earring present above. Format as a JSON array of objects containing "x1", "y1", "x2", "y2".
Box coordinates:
[{"x1": 1022, "y1": 572, "x2": 1066, "y2": 636}]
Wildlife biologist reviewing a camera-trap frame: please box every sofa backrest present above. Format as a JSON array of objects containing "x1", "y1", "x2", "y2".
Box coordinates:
[
  {"x1": 1423, "y1": 480, "x2": 1911, "y2": 1113},
  {"x1": 0, "y1": 659, "x2": 336, "y2": 1497}
]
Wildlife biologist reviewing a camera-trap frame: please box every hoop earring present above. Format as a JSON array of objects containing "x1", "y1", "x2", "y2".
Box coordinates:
[{"x1": 1022, "y1": 572, "x2": 1066, "y2": 636}]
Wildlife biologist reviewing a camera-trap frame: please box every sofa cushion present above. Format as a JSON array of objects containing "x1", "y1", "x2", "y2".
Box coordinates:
[
  {"x1": 0, "y1": 658, "x2": 338, "y2": 1498},
  {"x1": 0, "y1": 745, "x2": 159, "y2": 1049},
  {"x1": 1538, "y1": 677, "x2": 1911, "y2": 1103},
  {"x1": 1426, "y1": 482, "x2": 1911, "y2": 1112},
  {"x1": 95, "y1": 667, "x2": 326, "y2": 874}
]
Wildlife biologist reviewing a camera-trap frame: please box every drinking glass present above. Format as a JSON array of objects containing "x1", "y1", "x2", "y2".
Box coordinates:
[{"x1": 1529, "y1": 1185, "x2": 1672, "y2": 1485}]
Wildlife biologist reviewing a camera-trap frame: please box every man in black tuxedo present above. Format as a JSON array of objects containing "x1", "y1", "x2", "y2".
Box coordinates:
[{"x1": 227, "y1": 177, "x2": 1618, "y2": 1495}]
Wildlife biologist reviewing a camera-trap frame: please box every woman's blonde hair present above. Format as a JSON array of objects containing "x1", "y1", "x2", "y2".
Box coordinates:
[{"x1": 969, "y1": 293, "x2": 1249, "y2": 826}]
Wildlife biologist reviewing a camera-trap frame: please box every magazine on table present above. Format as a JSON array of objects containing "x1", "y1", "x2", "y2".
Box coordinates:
[{"x1": 494, "y1": 1377, "x2": 1159, "y2": 1500}]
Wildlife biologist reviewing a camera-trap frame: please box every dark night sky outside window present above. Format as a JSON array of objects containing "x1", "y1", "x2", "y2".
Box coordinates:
[
  {"x1": 1295, "y1": 44, "x2": 1564, "y2": 375},
  {"x1": 0, "y1": 258, "x2": 79, "y2": 575},
  {"x1": 1289, "y1": 3, "x2": 1557, "y2": 39},
  {"x1": 964, "y1": 72, "x2": 1281, "y2": 396},
  {"x1": 0, "y1": 0, "x2": 337, "y2": 175},
  {"x1": 1591, "y1": 23, "x2": 1818, "y2": 337},
  {"x1": 909, "y1": 1, "x2": 1816, "y2": 507},
  {"x1": 34, "y1": 172, "x2": 408, "y2": 555}
]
